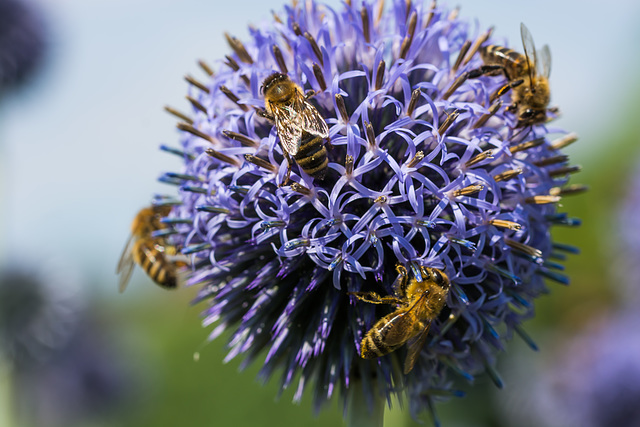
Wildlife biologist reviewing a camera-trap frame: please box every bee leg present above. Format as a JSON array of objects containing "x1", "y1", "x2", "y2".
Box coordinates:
[
  {"x1": 256, "y1": 108, "x2": 275, "y2": 123},
  {"x1": 349, "y1": 291, "x2": 403, "y2": 306},
  {"x1": 279, "y1": 149, "x2": 294, "y2": 187},
  {"x1": 490, "y1": 78, "x2": 524, "y2": 103},
  {"x1": 467, "y1": 64, "x2": 505, "y2": 79},
  {"x1": 516, "y1": 109, "x2": 546, "y2": 128},
  {"x1": 443, "y1": 65, "x2": 504, "y2": 99},
  {"x1": 304, "y1": 89, "x2": 317, "y2": 99},
  {"x1": 325, "y1": 135, "x2": 334, "y2": 151},
  {"x1": 392, "y1": 264, "x2": 409, "y2": 298}
]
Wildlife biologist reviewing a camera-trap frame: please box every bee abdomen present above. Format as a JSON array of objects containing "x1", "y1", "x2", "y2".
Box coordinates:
[
  {"x1": 361, "y1": 330, "x2": 399, "y2": 358},
  {"x1": 481, "y1": 45, "x2": 523, "y2": 64},
  {"x1": 135, "y1": 241, "x2": 178, "y2": 289},
  {"x1": 294, "y1": 134, "x2": 328, "y2": 180}
]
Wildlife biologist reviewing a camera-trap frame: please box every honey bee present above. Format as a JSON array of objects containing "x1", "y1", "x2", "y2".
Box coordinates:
[
  {"x1": 261, "y1": 72, "x2": 329, "y2": 183},
  {"x1": 116, "y1": 205, "x2": 187, "y2": 292},
  {"x1": 479, "y1": 23, "x2": 552, "y2": 127},
  {"x1": 350, "y1": 265, "x2": 450, "y2": 374}
]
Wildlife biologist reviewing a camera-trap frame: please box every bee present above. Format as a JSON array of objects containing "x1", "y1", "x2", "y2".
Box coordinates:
[
  {"x1": 261, "y1": 72, "x2": 329, "y2": 183},
  {"x1": 479, "y1": 23, "x2": 552, "y2": 127},
  {"x1": 116, "y1": 205, "x2": 187, "y2": 292},
  {"x1": 350, "y1": 265, "x2": 450, "y2": 374}
]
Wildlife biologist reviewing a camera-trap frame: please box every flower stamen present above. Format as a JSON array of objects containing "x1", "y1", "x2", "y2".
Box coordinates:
[
  {"x1": 184, "y1": 74, "x2": 210, "y2": 94},
  {"x1": 472, "y1": 100, "x2": 502, "y2": 129},
  {"x1": 525, "y1": 195, "x2": 561, "y2": 204},
  {"x1": 206, "y1": 148, "x2": 242, "y2": 167},
  {"x1": 304, "y1": 32, "x2": 323, "y2": 65},
  {"x1": 243, "y1": 154, "x2": 277, "y2": 173},
  {"x1": 451, "y1": 183, "x2": 484, "y2": 197},
  {"x1": 375, "y1": 59, "x2": 386, "y2": 90},
  {"x1": 407, "y1": 89, "x2": 421, "y2": 118},
  {"x1": 197, "y1": 59, "x2": 214, "y2": 76},
  {"x1": 312, "y1": 63, "x2": 327, "y2": 91},
  {"x1": 335, "y1": 94, "x2": 350, "y2": 123},
  {"x1": 493, "y1": 168, "x2": 522, "y2": 182},
  {"x1": 272, "y1": 45, "x2": 288, "y2": 74},
  {"x1": 186, "y1": 96, "x2": 207, "y2": 114},
  {"x1": 164, "y1": 105, "x2": 193, "y2": 124},
  {"x1": 222, "y1": 130, "x2": 259, "y2": 148},
  {"x1": 488, "y1": 219, "x2": 522, "y2": 230},
  {"x1": 510, "y1": 137, "x2": 544, "y2": 154},
  {"x1": 220, "y1": 85, "x2": 249, "y2": 112},
  {"x1": 533, "y1": 155, "x2": 569, "y2": 167},
  {"x1": 551, "y1": 132, "x2": 578, "y2": 150},
  {"x1": 224, "y1": 32, "x2": 253, "y2": 64},
  {"x1": 177, "y1": 122, "x2": 215, "y2": 144},
  {"x1": 548, "y1": 165, "x2": 581, "y2": 178}
]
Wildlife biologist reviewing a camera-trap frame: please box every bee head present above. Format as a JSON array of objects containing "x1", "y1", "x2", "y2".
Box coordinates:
[
  {"x1": 422, "y1": 267, "x2": 450, "y2": 289},
  {"x1": 261, "y1": 72, "x2": 288, "y2": 95}
]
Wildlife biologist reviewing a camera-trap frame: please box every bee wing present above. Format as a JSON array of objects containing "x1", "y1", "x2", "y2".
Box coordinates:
[
  {"x1": 295, "y1": 95, "x2": 329, "y2": 138},
  {"x1": 520, "y1": 23, "x2": 538, "y2": 83},
  {"x1": 381, "y1": 311, "x2": 418, "y2": 347},
  {"x1": 537, "y1": 44, "x2": 552, "y2": 79},
  {"x1": 403, "y1": 321, "x2": 432, "y2": 374},
  {"x1": 383, "y1": 290, "x2": 432, "y2": 347},
  {"x1": 116, "y1": 234, "x2": 136, "y2": 293},
  {"x1": 272, "y1": 104, "x2": 303, "y2": 156}
]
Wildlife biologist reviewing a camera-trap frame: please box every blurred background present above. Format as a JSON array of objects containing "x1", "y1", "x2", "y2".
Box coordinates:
[{"x1": 2, "y1": 0, "x2": 640, "y2": 426}]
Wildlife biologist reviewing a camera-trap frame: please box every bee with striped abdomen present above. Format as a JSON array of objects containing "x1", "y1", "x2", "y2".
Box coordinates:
[
  {"x1": 261, "y1": 72, "x2": 329, "y2": 184},
  {"x1": 116, "y1": 205, "x2": 187, "y2": 292},
  {"x1": 350, "y1": 265, "x2": 450, "y2": 374},
  {"x1": 479, "y1": 23, "x2": 552, "y2": 127}
]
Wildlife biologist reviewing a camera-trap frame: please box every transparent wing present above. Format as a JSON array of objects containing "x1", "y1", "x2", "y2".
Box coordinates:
[
  {"x1": 385, "y1": 291, "x2": 431, "y2": 347},
  {"x1": 272, "y1": 104, "x2": 303, "y2": 156},
  {"x1": 520, "y1": 23, "x2": 538, "y2": 81},
  {"x1": 403, "y1": 321, "x2": 432, "y2": 374},
  {"x1": 116, "y1": 234, "x2": 136, "y2": 293},
  {"x1": 295, "y1": 95, "x2": 329, "y2": 138},
  {"x1": 538, "y1": 44, "x2": 552, "y2": 78}
]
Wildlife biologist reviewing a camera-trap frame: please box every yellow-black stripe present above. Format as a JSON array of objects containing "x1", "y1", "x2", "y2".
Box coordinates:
[{"x1": 294, "y1": 132, "x2": 328, "y2": 180}]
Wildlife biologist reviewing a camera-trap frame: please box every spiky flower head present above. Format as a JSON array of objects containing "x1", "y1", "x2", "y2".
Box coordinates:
[
  {"x1": 0, "y1": 0, "x2": 46, "y2": 90},
  {"x1": 154, "y1": 0, "x2": 580, "y2": 419}
]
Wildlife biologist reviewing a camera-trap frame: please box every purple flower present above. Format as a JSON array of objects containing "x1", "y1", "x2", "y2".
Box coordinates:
[
  {"x1": 154, "y1": 0, "x2": 580, "y2": 420},
  {"x1": 618, "y1": 161, "x2": 640, "y2": 305},
  {"x1": 498, "y1": 312, "x2": 640, "y2": 427},
  {"x1": 0, "y1": 0, "x2": 46, "y2": 90}
]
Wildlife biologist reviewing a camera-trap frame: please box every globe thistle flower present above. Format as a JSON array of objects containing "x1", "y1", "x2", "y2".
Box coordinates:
[
  {"x1": 0, "y1": 0, "x2": 46, "y2": 90},
  {"x1": 153, "y1": 0, "x2": 580, "y2": 421},
  {"x1": 497, "y1": 312, "x2": 640, "y2": 427}
]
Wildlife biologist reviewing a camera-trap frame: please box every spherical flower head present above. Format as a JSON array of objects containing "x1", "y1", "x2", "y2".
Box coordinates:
[
  {"x1": 156, "y1": 0, "x2": 580, "y2": 418},
  {"x1": 0, "y1": 0, "x2": 46, "y2": 90}
]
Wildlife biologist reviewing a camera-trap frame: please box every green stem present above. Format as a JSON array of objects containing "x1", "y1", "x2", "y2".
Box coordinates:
[{"x1": 347, "y1": 380, "x2": 385, "y2": 427}]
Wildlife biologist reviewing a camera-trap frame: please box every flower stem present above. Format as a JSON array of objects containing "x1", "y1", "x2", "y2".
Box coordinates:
[{"x1": 347, "y1": 380, "x2": 385, "y2": 427}]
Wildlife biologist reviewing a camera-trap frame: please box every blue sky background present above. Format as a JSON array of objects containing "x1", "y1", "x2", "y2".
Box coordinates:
[{"x1": 2, "y1": 0, "x2": 639, "y2": 295}]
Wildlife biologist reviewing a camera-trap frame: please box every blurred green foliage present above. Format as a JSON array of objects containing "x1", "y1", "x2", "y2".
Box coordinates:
[{"x1": 110, "y1": 290, "x2": 344, "y2": 427}]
